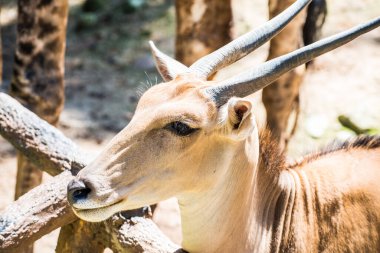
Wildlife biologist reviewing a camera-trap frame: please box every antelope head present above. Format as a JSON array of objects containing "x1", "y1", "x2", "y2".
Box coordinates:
[{"x1": 67, "y1": 0, "x2": 380, "y2": 222}]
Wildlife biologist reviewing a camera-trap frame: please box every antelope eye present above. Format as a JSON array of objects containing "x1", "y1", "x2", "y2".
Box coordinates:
[{"x1": 165, "y1": 121, "x2": 198, "y2": 136}]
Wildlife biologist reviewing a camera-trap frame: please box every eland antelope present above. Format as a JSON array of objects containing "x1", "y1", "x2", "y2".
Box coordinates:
[{"x1": 67, "y1": 0, "x2": 380, "y2": 252}]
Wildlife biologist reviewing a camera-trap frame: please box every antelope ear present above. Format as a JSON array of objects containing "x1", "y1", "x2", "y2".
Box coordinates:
[
  {"x1": 224, "y1": 98, "x2": 255, "y2": 141},
  {"x1": 149, "y1": 41, "x2": 189, "y2": 81}
]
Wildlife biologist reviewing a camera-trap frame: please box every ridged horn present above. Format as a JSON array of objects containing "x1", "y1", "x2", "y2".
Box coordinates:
[
  {"x1": 189, "y1": 0, "x2": 312, "y2": 79},
  {"x1": 205, "y1": 16, "x2": 380, "y2": 107}
]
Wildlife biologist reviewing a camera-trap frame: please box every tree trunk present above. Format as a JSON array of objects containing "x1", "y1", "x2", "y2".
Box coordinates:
[
  {"x1": 10, "y1": 0, "x2": 68, "y2": 252},
  {"x1": 262, "y1": 0, "x2": 307, "y2": 150},
  {"x1": 56, "y1": 221, "x2": 108, "y2": 253},
  {"x1": 175, "y1": 0, "x2": 232, "y2": 67}
]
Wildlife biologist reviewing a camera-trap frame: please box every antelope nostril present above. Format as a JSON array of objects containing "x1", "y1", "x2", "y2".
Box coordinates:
[
  {"x1": 67, "y1": 179, "x2": 92, "y2": 203},
  {"x1": 72, "y1": 187, "x2": 91, "y2": 200}
]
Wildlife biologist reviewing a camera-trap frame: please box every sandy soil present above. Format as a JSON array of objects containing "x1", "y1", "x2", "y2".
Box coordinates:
[{"x1": 1, "y1": 0, "x2": 380, "y2": 252}]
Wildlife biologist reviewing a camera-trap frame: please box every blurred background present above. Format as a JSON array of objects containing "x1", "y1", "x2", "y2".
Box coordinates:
[{"x1": 1, "y1": 0, "x2": 380, "y2": 252}]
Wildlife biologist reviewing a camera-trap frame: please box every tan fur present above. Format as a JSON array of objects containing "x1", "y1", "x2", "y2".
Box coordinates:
[
  {"x1": 69, "y1": 73, "x2": 380, "y2": 252},
  {"x1": 262, "y1": 132, "x2": 380, "y2": 252}
]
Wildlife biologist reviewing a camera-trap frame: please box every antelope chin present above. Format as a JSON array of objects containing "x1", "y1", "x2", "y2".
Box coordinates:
[{"x1": 72, "y1": 199, "x2": 127, "y2": 222}]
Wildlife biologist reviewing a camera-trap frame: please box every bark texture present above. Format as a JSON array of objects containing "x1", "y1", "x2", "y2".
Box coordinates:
[
  {"x1": 56, "y1": 220, "x2": 108, "y2": 253},
  {"x1": 262, "y1": 0, "x2": 307, "y2": 150},
  {"x1": 105, "y1": 216, "x2": 182, "y2": 253},
  {"x1": 0, "y1": 93, "x2": 85, "y2": 175},
  {"x1": 175, "y1": 0, "x2": 232, "y2": 66},
  {"x1": 0, "y1": 92, "x2": 181, "y2": 253},
  {"x1": 10, "y1": 1, "x2": 68, "y2": 251},
  {"x1": 11, "y1": 0, "x2": 68, "y2": 122},
  {"x1": 0, "y1": 171, "x2": 77, "y2": 253}
]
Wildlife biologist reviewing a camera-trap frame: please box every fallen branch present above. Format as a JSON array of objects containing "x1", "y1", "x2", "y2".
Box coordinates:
[
  {"x1": 0, "y1": 92, "x2": 181, "y2": 252},
  {"x1": 0, "y1": 93, "x2": 86, "y2": 176},
  {"x1": 106, "y1": 216, "x2": 182, "y2": 253},
  {"x1": 0, "y1": 171, "x2": 77, "y2": 252}
]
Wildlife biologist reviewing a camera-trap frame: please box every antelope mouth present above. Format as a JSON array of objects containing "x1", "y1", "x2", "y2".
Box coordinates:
[{"x1": 72, "y1": 198, "x2": 127, "y2": 222}]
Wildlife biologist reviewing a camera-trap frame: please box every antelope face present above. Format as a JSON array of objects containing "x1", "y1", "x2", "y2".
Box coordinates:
[
  {"x1": 67, "y1": 75, "x2": 257, "y2": 222},
  {"x1": 67, "y1": 0, "x2": 380, "y2": 222}
]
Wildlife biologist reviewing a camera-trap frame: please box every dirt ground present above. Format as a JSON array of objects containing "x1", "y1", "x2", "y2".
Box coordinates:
[{"x1": 1, "y1": 0, "x2": 380, "y2": 252}]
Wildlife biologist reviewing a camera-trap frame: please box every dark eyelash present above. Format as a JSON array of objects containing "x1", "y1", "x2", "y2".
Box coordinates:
[{"x1": 165, "y1": 121, "x2": 199, "y2": 136}]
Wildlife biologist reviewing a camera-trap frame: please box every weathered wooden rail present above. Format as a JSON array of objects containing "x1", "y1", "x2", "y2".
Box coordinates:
[{"x1": 0, "y1": 92, "x2": 182, "y2": 253}]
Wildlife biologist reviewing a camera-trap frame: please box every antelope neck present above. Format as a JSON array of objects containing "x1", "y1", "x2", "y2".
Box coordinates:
[{"x1": 177, "y1": 133, "x2": 295, "y2": 253}]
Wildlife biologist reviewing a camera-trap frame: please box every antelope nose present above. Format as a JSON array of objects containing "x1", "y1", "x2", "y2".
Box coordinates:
[{"x1": 67, "y1": 179, "x2": 91, "y2": 204}]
